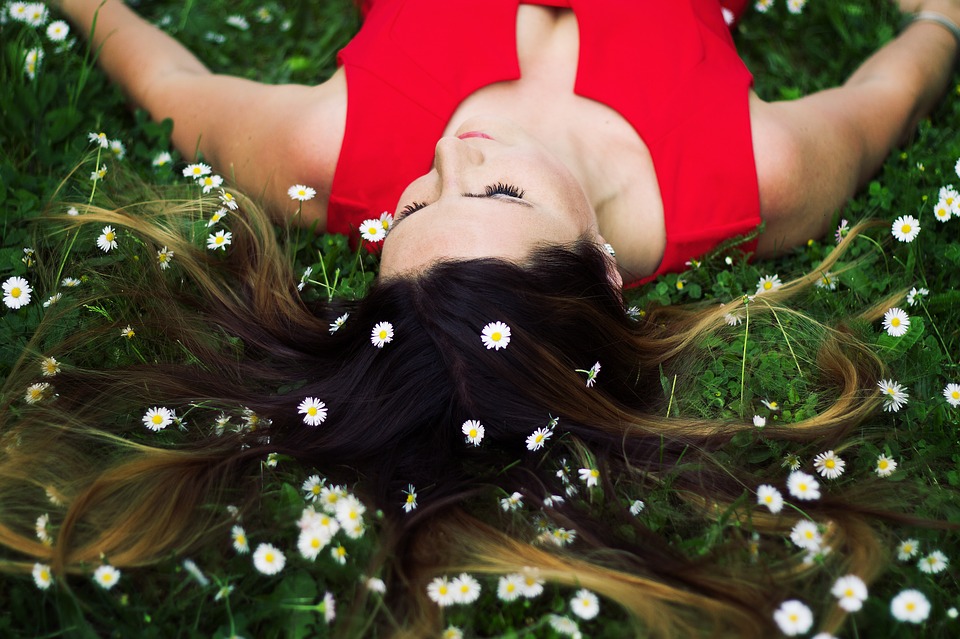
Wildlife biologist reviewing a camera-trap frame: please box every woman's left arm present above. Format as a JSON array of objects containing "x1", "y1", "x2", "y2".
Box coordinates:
[{"x1": 750, "y1": 4, "x2": 957, "y2": 255}]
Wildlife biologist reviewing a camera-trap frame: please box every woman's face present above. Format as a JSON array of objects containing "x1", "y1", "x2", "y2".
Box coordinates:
[{"x1": 379, "y1": 116, "x2": 616, "y2": 282}]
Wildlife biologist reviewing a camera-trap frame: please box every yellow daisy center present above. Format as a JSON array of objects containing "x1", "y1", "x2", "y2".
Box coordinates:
[
  {"x1": 216, "y1": 237, "x2": 224, "y2": 245},
  {"x1": 311, "y1": 485, "x2": 321, "y2": 495},
  {"x1": 878, "y1": 460, "x2": 888, "y2": 469},
  {"x1": 901, "y1": 224, "x2": 911, "y2": 233},
  {"x1": 151, "y1": 414, "x2": 163, "y2": 425},
  {"x1": 798, "y1": 482, "x2": 808, "y2": 491},
  {"x1": 788, "y1": 614, "x2": 798, "y2": 622},
  {"x1": 336, "y1": 547, "x2": 346, "y2": 557},
  {"x1": 469, "y1": 428, "x2": 478, "y2": 438},
  {"x1": 591, "y1": 469, "x2": 599, "y2": 478},
  {"x1": 891, "y1": 317, "x2": 901, "y2": 327},
  {"x1": 105, "y1": 232, "x2": 114, "y2": 242},
  {"x1": 952, "y1": 391, "x2": 959, "y2": 399},
  {"x1": 378, "y1": 330, "x2": 387, "y2": 340},
  {"x1": 311, "y1": 538, "x2": 320, "y2": 549},
  {"x1": 903, "y1": 545, "x2": 912, "y2": 553},
  {"x1": 406, "y1": 494, "x2": 415, "y2": 503},
  {"x1": 763, "y1": 281, "x2": 773, "y2": 290},
  {"x1": 307, "y1": 407, "x2": 318, "y2": 416},
  {"x1": 844, "y1": 588, "x2": 854, "y2": 597},
  {"x1": 491, "y1": 331, "x2": 501, "y2": 341},
  {"x1": 825, "y1": 459, "x2": 835, "y2": 468},
  {"x1": 506, "y1": 583, "x2": 515, "y2": 592},
  {"x1": 906, "y1": 602, "x2": 916, "y2": 612},
  {"x1": 236, "y1": 534, "x2": 246, "y2": 545},
  {"x1": 438, "y1": 584, "x2": 448, "y2": 595},
  {"x1": 40, "y1": 569, "x2": 50, "y2": 581},
  {"x1": 264, "y1": 552, "x2": 275, "y2": 563},
  {"x1": 10, "y1": 287, "x2": 21, "y2": 298},
  {"x1": 764, "y1": 495, "x2": 773, "y2": 503}
]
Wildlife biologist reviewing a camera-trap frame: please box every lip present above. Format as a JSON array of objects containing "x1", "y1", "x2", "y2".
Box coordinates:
[{"x1": 457, "y1": 131, "x2": 494, "y2": 141}]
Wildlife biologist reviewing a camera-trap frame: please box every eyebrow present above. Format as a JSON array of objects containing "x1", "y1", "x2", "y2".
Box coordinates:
[{"x1": 390, "y1": 193, "x2": 534, "y2": 232}]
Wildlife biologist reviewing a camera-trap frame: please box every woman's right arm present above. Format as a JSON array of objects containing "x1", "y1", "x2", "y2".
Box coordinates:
[{"x1": 58, "y1": 0, "x2": 344, "y2": 226}]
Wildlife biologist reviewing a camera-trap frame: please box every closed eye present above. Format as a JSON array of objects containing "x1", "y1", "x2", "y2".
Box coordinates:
[{"x1": 394, "y1": 182, "x2": 528, "y2": 226}]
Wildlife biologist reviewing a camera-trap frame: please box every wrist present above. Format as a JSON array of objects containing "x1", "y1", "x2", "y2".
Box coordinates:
[{"x1": 902, "y1": 8, "x2": 960, "y2": 53}]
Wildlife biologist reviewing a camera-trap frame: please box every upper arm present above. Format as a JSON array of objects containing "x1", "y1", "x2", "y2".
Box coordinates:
[
  {"x1": 144, "y1": 71, "x2": 345, "y2": 227},
  {"x1": 750, "y1": 81, "x2": 909, "y2": 257}
]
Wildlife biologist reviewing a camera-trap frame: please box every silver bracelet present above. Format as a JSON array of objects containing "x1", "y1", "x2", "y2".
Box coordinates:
[{"x1": 903, "y1": 11, "x2": 960, "y2": 50}]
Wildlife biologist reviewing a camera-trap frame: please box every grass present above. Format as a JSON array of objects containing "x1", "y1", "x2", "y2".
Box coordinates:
[{"x1": 1, "y1": 0, "x2": 960, "y2": 637}]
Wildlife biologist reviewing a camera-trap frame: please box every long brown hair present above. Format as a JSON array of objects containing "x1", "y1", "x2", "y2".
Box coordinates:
[{"x1": 0, "y1": 190, "x2": 923, "y2": 637}]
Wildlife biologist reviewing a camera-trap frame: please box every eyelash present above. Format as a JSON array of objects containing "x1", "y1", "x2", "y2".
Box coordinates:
[{"x1": 399, "y1": 182, "x2": 525, "y2": 217}]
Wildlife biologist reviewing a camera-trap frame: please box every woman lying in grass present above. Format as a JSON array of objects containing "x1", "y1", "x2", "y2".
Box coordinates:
[{"x1": 2, "y1": 0, "x2": 959, "y2": 637}]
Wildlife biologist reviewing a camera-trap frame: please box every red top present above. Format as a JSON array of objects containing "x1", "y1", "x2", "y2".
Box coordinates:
[{"x1": 331, "y1": 0, "x2": 760, "y2": 285}]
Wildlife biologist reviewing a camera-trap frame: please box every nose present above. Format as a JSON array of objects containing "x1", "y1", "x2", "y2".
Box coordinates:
[{"x1": 433, "y1": 137, "x2": 483, "y2": 189}]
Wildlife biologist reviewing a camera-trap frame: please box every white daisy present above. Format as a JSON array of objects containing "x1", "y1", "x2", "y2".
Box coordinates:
[
  {"x1": 461, "y1": 420, "x2": 485, "y2": 446},
  {"x1": 219, "y1": 190, "x2": 239, "y2": 210},
  {"x1": 297, "y1": 265, "x2": 313, "y2": 291},
  {"x1": 427, "y1": 576, "x2": 456, "y2": 606},
  {"x1": 451, "y1": 572, "x2": 481, "y2": 604},
  {"x1": 297, "y1": 397, "x2": 328, "y2": 426},
  {"x1": 302, "y1": 475, "x2": 324, "y2": 501},
  {"x1": 379, "y1": 211, "x2": 394, "y2": 233},
  {"x1": 584, "y1": 361, "x2": 601, "y2": 387},
  {"x1": 366, "y1": 577, "x2": 387, "y2": 594},
  {"x1": 875, "y1": 454, "x2": 898, "y2": 477},
  {"x1": 97, "y1": 225, "x2": 118, "y2": 252},
  {"x1": 525, "y1": 427, "x2": 552, "y2": 451},
  {"x1": 814, "y1": 271, "x2": 837, "y2": 290},
  {"x1": 24, "y1": 382, "x2": 50, "y2": 404},
  {"x1": 334, "y1": 495, "x2": 366, "y2": 533},
  {"x1": 152, "y1": 151, "x2": 173, "y2": 167},
  {"x1": 831, "y1": 575, "x2": 868, "y2": 612},
  {"x1": 197, "y1": 174, "x2": 223, "y2": 193},
  {"x1": 402, "y1": 484, "x2": 417, "y2": 513},
  {"x1": 183, "y1": 163, "x2": 212, "y2": 178},
  {"x1": 500, "y1": 492, "x2": 523, "y2": 511},
  {"x1": 497, "y1": 573, "x2": 523, "y2": 602},
  {"x1": 480, "y1": 321, "x2": 511, "y2": 350},
  {"x1": 330, "y1": 544, "x2": 347, "y2": 565},
  {"x1": 207, "y1": 230, "x2": 232, "y2": 250},
  {"x1": 756, "y1": 274, "x2": 782, "y2": 295},
  {"x1": 120, "y1": 325, "x2": 135, "y2": 339},
  {"x1": 109, "y1": 139, "x2": 125, "y2": 160},
  {"x1": 142, "y1": 406, "x2": 174, "y2": 432},
  {"x1": 933, "y1": 199, "x2": 953, "y2": 222},
  {"x1": 88, "y1": 131, "x2": 109, "y2": 148},
  {"x1": 520, "y1": 568, "x2": 544, "y2": 598},
  {"x1": 761, "y1": 399, "x2": 780, "y2": 411},
  {"x1": 786, "y1": 0, "x2": 807, "y2": 14},
  {"x1": 786, "y1": 470, "x2": 821, "y2": 501},
  {"x1": 878, "y1": 379, "x2": 909, "y2": 412},
  {"x1": 322, "y1": 591, "x2": 335, "y2": 623},
  {"x1": 40, "y1": 356, "x2": 60, "y2": 377},
  {"x1": 906, "y1": 287, "x2": 929, "y2": 306},
  {"x1": 547, "y1": 615, "x2": 581, "y2": 638},
  {"x1": 24, "y1": 2, "x2": 47, "y2": 26},
  {"x1": 89, "y1": 164, "x2": 107, "y2": 182},
  {"x1": 629, "y1": 499, "x2": 646, "y2": 515},
  {"x1": 891, "y1": 215, "x2": 920, "y2": 242},
  {"x1": 890, "y1": 589, "x2": 930, "y2": 623},
  {"x1": 35, "y1": 514, "x2": 51, "y2": 544},
  {"x1": 61, "y1": 277, "x2": 80, "y2": 287},
  {"x1": 441, "y1": 627, "x2": 463, "y2": 639},
  {"x1": 943, "y1": 383, "x2": 960, "y2": 407},
  {"x1": 790, "y1": 520, "x2": 822, "y2": 551},
  {"x1": 756, "y1": 484, "x2": 783, "y2": 514},
  {"x1": 252, "y1": 543, "x2": 285, "y2": 575},
  {"x1": 882, "y1": 308, "x2": 910, "y2": 337},
  {"x1": 157, "y1": 246, "x2": 174, "y2": 269},
  {"x1": 32, "y1": 563, "x2": 53, "y2": 590},
  {"x1": 370, "y1": 321, "x2": 394, "y2": 348},
  {"x1": 46, "y1": 20, "x2": 69, "y2": 41},
  {"x1": 773, "y1": 599, "x2": 813, "y2": 636},
  {"x1": 753, "y1": 415, "x2": 766, "y2": 428},
  {"x1": 918, "y1": 550, "x2": 948, "y2": 574},
  {"x1": 813, "y1": 450, "x2": 846, "y2": 479},
  {"x1": 226, "y1": 14, "x2": 250, "y2": 30},
  {"x1": 288, "y1": 184, "x2": 316, "y2": 201},
  {"x1": 570, "y1": 588, "x2": 600, "y2": 620},
  {"x1": 3, "y1": 276, "x2": 32, "y2": 309},
  {"x1": 359, "y1": 219, "x2": 385, "y2": 242},
  {"x1": 297, "y1": 526, "x2": 332, "y2": 560},
  {"x1": 329, "y1": 313, "x2": 349, "y2": 334},
  {"x1": 578, "y1": 467, "x2": 600, "y2": 487},
  {"x1": 93, "y1": 564, "x2": 121, "y2": 590},
  {"x1": 897, "y1": 539, "x2": 920, "y2": 561},
  {"x1": 835, "y1": 218, "x2": 850, "y2": 243}
]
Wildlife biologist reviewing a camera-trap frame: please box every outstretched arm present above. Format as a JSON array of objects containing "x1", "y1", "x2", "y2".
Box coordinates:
[
  {"x1": 751, "y1": 0, "x2": 958, "y2": 256},
  {"x1": 58, "y1": 0, "x2": 343, "y2": 225}
]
